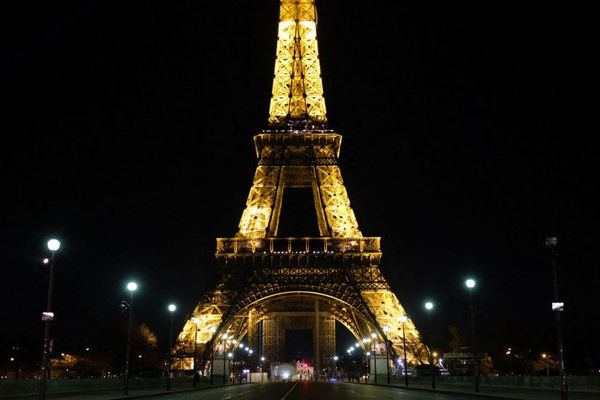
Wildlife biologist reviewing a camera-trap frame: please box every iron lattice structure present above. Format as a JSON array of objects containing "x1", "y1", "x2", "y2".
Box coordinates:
[
  {"x1": 268, "y1": 0, "x2": 327, "y2": 128},
  {"x1": 174, "y1": 0, "x2": 427, "y2": 375}
]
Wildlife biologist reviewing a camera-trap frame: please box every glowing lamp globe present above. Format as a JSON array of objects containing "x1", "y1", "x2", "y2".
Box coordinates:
[{"x1": 47, "y1": 239, "x2": 61, "y2": 251}]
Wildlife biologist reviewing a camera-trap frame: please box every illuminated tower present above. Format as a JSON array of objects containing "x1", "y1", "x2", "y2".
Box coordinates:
[{"x1": 176, "y1": 0, "x2": 425, "y2": 378}]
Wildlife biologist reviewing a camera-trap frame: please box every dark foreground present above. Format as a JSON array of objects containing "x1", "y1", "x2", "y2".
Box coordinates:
[
  {"x1": 127, "y1": 381, "x2": 600, "y2": 400},
  {"x1": 2, "y1": 381, "x2": 599, "y2": 400},
  {"x1": 136, "y1": 382, "x2": 488, "y2": 400}
]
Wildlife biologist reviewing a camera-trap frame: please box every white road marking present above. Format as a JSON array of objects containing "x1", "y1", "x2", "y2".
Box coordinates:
[{"x1": 280, "y1": 381, "x2": 299, "y2": 400}]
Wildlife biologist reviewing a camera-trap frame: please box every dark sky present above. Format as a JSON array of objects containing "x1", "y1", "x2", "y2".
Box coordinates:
[{"x1": 2, "y1": 1, "x2": 598, "y2": 372}]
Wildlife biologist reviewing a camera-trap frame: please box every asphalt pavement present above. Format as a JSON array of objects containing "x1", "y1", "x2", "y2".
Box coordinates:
[{"x1": 1, "y1": 381, "x2": 598, "y2": 400}]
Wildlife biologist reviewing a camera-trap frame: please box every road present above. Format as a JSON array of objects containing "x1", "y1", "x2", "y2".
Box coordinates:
[
  {"x1": 139, "y1": 382, "x2": 511, "y2": 400},
  {"x1": 2, "y1": 381, "x2": 597, "y2": 400}
]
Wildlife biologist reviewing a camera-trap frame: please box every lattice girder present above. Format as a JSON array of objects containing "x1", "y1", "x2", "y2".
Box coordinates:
[
  {"x1": 360, "y1": 290, "x2": 425, "y2": 363},
  {"x1": 268, "y1": 0, "x2": 327, "y2": 126},
  {"x1": 316, "y1": 166, "x2": 362, "y2": 237},
  {"x1": 172, "y1": 301, "x2": 225, "y2": 371},
  {"x1": 237, "y1": 166, "x2": 281, "y2": 238},
  {"x1": 238, "y1": 135, "x2": 361, "y2": 239}
]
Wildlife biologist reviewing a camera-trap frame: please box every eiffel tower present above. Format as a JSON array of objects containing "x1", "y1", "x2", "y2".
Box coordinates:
[{"x1": 176, "y1": 0, "x2": 425, "y2": 379}]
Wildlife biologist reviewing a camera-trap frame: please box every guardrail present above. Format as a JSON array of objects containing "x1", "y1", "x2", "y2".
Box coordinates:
[
  {"x1": 389, "y1": 375, "x2": 600, "y2": 392},
  {"x1": 0, "y1": 377, "x2": 200, "y2": 397},
  {"x1": 216, "y1": 237, "x2": 380, "y2": 255}
]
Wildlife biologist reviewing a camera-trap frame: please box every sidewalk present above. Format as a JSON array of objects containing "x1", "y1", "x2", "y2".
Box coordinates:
[
  {"x1": 0, "y1": 384, "x2": 216, "y2": 400},
  {"x1": 389, "y1": 380, "x2": 600, "y2": 400}
]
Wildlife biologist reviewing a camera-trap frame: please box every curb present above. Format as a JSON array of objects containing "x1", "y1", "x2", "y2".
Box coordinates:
[
  {"x1": 111, "y1": 384, "x2": 232, "y2": 399},
  {"x1": 0, "y1": 383, "x2": 245, "y2": 400},
  {"x1": 347, "y1": 381, "x2": 519, "y2": 400}
]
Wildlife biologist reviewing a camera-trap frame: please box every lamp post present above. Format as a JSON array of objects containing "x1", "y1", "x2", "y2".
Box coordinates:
[
  {"x1": 166, "y1": 304, "x2": 176, "y2": 390},
  {"x1": 383, "y1": 326, "x2": 391, "y2": 385},
  {"x1": 209, "y1": 327, "x2": 216, "y2": 385},
  {"x1": 424, "y1": 301, "x2": 436, "y2": 389},
  {"x1": 124, "y1": 281, "x2": 138, "y2": 395},
  {"x1": 365, "y1": 349, "x2": 371, "y2": 383},
  {"x1": 370, "y1": 332, "x2": 378, "y2": 384},
  {"x1": 38, "y1": 238, "x2": 60, "y2": 400},
  {"x1": 541, "y1": 353, "x2": 550, "y2": 377},
  {"x1": 353, "y1": 342, "x2": 362, "y2": 382},
  {"x1": 345, "y1": 348, "x2": 352, "y2": 380},
  {"x1": 546, "y1": 236, "x2": 568, "y2": 400},
  {"x1": 192, "y1": 318, "x2": 199, "y2": 387},
  {"x1": 356, "y1": 342, "x2": 364, "y2": 382},
  {"x1": 11, "y1": 357, "x2": 18, "y2": 379},
  {"x1": 399, "y1": 315, "x2": 409, "y2": 387},
  {"x1": 259, "y1": 356, "x2": 266, "y2": 382},
  {"x1": 465, "y1": 278, "x2": 479, "y2": 392},
  {"x1": 229, "y1": 352, "x2": 235, "y2": 383},
  {"x1": 132, "y1": 354, "x2": 142, "y2": 377},
  {"x1": 333, "y1": 355, "x2": 339, "y2": 379},
  {"x1": 235, "y1": 344, "x2": 242, "y2": 384},
  {"x1": 247, "y1": 348, "x2": 253, "y2": 382},
  {"x1": 222, "y1": 333, "x2": 228, "y2": 385}
]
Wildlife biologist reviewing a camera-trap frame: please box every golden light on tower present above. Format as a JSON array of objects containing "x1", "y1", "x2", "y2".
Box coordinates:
[
  {"x1": 268, "y1": 0, "x2": 327, "y2": 126},
  {"x1": 175, "y1": 0, "x2": 426, "y2": 375}
]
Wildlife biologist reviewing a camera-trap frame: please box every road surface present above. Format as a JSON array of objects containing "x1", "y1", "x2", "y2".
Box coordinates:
[{"x1": 139, "y1": 381, "x2": 511, "y2": 400}]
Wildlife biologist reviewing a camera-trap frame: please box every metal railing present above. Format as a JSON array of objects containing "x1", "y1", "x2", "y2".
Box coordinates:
[{"x1": 216, "y1": 237, "x2": 380, "y2": 255}]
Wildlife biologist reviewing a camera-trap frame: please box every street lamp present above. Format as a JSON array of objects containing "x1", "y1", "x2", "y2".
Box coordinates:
[
  {"x1": 362, "y1": 337, "x2": 372, "y2": 383},
  {"x1": 39, "y1": 238, "x2": 60, "y2": 400},
  {"x1": 424, "y1": 301, "x2": 436, "y2": 389},
  {"x1": 11, "y1": 356, "x2": 18, "y2": 379},
  {"x1": 229, "y1": 352, "x2": 235, "y2": 383},
  {"x1": 166, "y1": 304, "x2": 176, "y2": 390},
  {"x1": 546, "y1": 236, "x2": 568, "y2": 400},
  {"x1": 399, "y1": 315, "x2": 409, "y2": 387},
  {"x1": 259, "y1": 355, "x2": 265, "y2": 374},
  {"x1": 192, "y1": 318, "x2": 199, "y2": 387},
  {"x1": 346, "y1": 346, "x2": 357, "y2": 381},
  {"x1": 383, "y1": 325, "x2": 391, "y2": 385},
  {"x1": 258, "y1": 356, "x2": 266, "y2": 382},
  {"x1": 239, "y1": 345, "x2": 253, "y2": 383},
  {"x1": 541, "y1": 353, "x2": 550, "y2": 377},
  {"x1": 222, "y1": 333, "x2": 228, "y2": 385},
  {"x1": 123, "y1": 281, "x2": 138, "y2": 395},
  {"x1": 209, "y1": 327, "x2": 216, "y2": 385},
  {"x1": 465, "y1": 278, "x2": 479, "y2": 392},
  {"x1": 135, "y1": 355, "x2": 142, "y2": 377},
  {"x1": 370, "y1": 332, "x2": 378, "y2": 384},
  {"x1": 333, "y1": 355, "x2": 339, "y2": 379}
]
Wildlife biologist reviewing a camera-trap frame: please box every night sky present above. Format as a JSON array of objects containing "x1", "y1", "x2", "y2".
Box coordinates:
[{"x1": 3, "y1": 1, "x2": 598, "y2": 372}]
